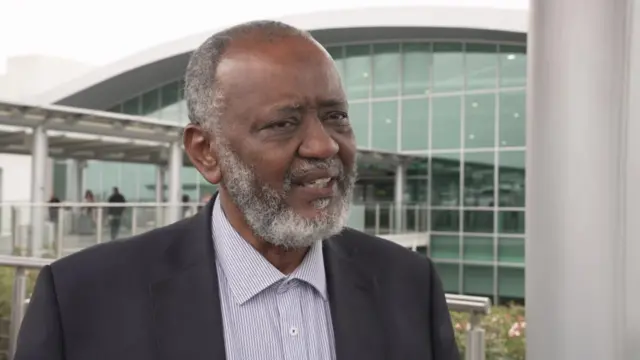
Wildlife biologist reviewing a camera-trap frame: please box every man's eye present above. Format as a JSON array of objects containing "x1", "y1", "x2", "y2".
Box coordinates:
[
  {"x1": 268, "y1": 121, "x2": 296, "y2": 130},
  {"x1": 327, "y1": 112, "x2": 349, "y2": 124}
]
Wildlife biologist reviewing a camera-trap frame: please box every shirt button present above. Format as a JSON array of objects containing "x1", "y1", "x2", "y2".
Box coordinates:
[{"x1": 289, "y1": 326, "x2": 299, "y2": 336}]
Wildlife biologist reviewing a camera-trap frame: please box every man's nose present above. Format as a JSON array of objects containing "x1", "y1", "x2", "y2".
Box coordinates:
[{"x1": 298, "y1": 120, "x2": 339, "y2": 160}]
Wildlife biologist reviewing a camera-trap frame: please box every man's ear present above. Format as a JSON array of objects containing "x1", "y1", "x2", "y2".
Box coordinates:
[{"x1": 183, "y1": 124, "x2": 222, "y2": 184}]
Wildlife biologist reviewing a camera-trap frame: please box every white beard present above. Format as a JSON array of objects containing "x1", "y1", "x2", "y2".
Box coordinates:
[{"x1": 216, "y1": 141, "x2": 357, "y2": 249}]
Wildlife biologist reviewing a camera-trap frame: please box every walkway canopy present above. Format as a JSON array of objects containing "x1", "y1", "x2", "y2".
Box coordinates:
[{"x1": 0, "y1": 99, "x2": 421, "y2": 168}]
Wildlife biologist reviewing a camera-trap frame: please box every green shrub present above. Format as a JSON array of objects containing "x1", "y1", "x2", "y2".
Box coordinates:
[{"x1": 451, "y1": 304, "x2": 526, "y2": 360}]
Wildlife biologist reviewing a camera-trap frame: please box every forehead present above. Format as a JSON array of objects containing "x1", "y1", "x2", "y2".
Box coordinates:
[{"x1": 215, "y1": 36, "x2": 345, "y2": 107}]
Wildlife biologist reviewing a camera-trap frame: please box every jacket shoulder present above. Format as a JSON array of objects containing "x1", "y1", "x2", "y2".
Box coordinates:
[{"x1": 49, "y1": 217, "x2": 193, "y2": 286}]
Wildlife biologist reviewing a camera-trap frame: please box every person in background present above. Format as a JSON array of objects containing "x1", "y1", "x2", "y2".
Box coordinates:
[
  {"x1": 48, "y1": 194, "x2": 61, "y2": 225},
  {"x1": 182, "y1": 194, "x2": 194, "y2": 218},
  {"x1": 107, "y1": 187, "x2": 126, "y2": 240}
]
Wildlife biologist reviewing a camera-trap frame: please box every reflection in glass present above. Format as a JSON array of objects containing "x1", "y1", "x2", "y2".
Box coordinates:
[
  {"x1": 464, "y1": 210, "x2": 494, "y2": 233},
  {"x1": 431, "y1": 210, "x2": 460, "y2": 232},
  {"x1": 402, "y1": 43, "x2": 430, "y2": 95},
  {"x1": 465, "y1": 43, "x2": 498, "y2": 90},
  {"x1": 498, "y1": 151, "x2": 525, "y2": 207},
  {"x1": 345, "y1": 45, "x2": 371, "y2": 100},
  {"x1": 499, "y1": 211, "x2": 525, "y2": 234},
  {"x1": 463, "y1": 236, "x2": 493, "y2": 261},
  {"x1": 431, "y1": 152, "x2": 460, "y2": 206},
  {"x1": 500, "y1": 45, "x2": 527, "y2": 88},
  {"x1": 372, "y1": 101, "x2": 398, "y2": 151},
  {"x1": 432, "y1": 96, "x2": 461, "y2": 150},
  {"x1": 373, "y1": 44, "x2": 400, "y2": 98},
  {"x1": 465, "y1": 94, "x2": 496, "y2": 149},
  {"x1": 349, "y1": 102, "x2": 369, "y2": 148},
  {"x1": 463, "y1": 265, "x2": 494, "y2": 296},
  {"x1": 431, "y1": 235, "x2": 460, "y2": 259},
  {"x1": 464, "y1": 152, "x2": 495, "y2": 207},
  {"x1": 401, "y1": 98, "x2": 429, "y2": 151},
  {"x1": 433, "y1": 43, "x2": 463, "y2": 93},
  {"x1": 499, "y1": 91, "x2": 526, "y2": 147},
  {"x1": 498, "y1": 237, "x2": 525, "y2": 263}
]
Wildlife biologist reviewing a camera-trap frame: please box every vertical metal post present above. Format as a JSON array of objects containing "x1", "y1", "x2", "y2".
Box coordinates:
[
  {"x1": 394, "y1": 161, "x2": 406, "y2": 233},
  {"x1": 30, "y1": 125, "x2": 48, "y2": 257},
  {"x1": 56, "y1": 209, "x2": 64, "y2": 258},
  {"x1": 167, "y1": 141, "x2": 182, "y2": 224},
  {"x1": 465, "y1": 313, "x2": 485, "y2": 360},
  {"x1": 526, "y1": 0, "x2": 638, "y2": 359},
  {"x1": 8, "y1": 267, "x2": 27, "y2": 360},
  {"x1": 95, "y1": 207, "x2": 103, "y2": 244},
  {"x1": 155, "y1": 165, "x2": 166, "y2": 226},
  {"x1": 131, "y1": 207, "x2": 138, "y2": 235}
]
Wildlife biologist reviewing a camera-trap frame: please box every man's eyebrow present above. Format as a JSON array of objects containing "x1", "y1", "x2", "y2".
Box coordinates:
[{"x1": 317, "y1": 99, "x2": 348, "y2": 108}]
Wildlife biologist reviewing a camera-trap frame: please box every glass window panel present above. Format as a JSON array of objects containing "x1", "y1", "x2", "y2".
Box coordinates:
[
  {"x1": 345, "y1": 45, "x2": 371, "y2": 100},
  {"x1": 371, "y1": 101, "x2": 397, "y2": 151},
  {"x1": 372, "y1": 43, "x2": 400, "y2": 98},
  {"x1": 431, "y1": 210, "x2": 459, "y2": 232},
  {"x1": 432, "y1": 96, "x2": 461, "y2": 150},
  {"x1": 99, "y1": 163, "x2": 121, "y2": 200},
  {"x1": 83, "y1": 161, "x2": 102, "y2": 199},
  {"x1": 402, "y1": 43, "x2": 430, "y2": 95},
  {"x1": 142, "y1": 89, "x2": 160, "y2": 116},
  {"x1": 177, "y1": 100, "x2": 188, "y2": 124},
  {"x1": 349, "y1": 102, "x2": 369, "y2": 148},
  {"x1": 498, "y1": 151, "x2": 525, "y2": 207},
  {"x1": 499, "y1": 211, "x2": 525, "y2": 234},
  {"x1": 434, "y1": 262, "x2": 460, "y2": 293},
  {"x1": 137, "y1": 164, "x2": 157, "y2": 201},
  {"x1": 401, "y1": 98, "x2": 429, "y2": 151},
  {"x1": 119, "y1": 164, "x2": 139, "y2": 200},
  {"x1": 430, "y1": 235, "x2": 459, "y2": 260},
  {"x1": 326, "y1": 46, "x2": 345, "y2": 79},
  {"x1": 463, "y1": 264, "x2": 494, "y2": 296},
  {"x1": 122, "y1": 97, "x2": 140, "y2": 115},
  {"x1": 464, "y1": 151, "x2": 495, "y2": 207},
  {"x1": 498, "y1": 237, "x2": 525, "y2": 263},
  {"x1": 466, "y1": 43, "x2": 498, "y2": 90},
  {"x1": 107, "y1": 104, "x2": 121, "y2": 113},
  {"x1": 498, "y1": 267, "x2": 525, "y2": 298},
  {"x1": 499, "y1": 91, "x2": 526, "y2": 147},
  {"x1": 465, "y1": 94, "x2": 496, "y2": 149},
  {"x1": 431, "y1": 152, "x2": 460, "y2": 206},
  {"x1": 463, "y1": 236, "x2": 493, "y2": 262},
  {"x1": 161, "y1": 82, "x2": 181, "y2": 122},
  {"x1": 500, "y1": 45, "x2": 527, "y2": 88},
  {"x1": 433, "y1": 43, "x2": 463, "y2": 93},
  {"x1": 464, "y1": 210, "x2": 494, "y2": 233}
]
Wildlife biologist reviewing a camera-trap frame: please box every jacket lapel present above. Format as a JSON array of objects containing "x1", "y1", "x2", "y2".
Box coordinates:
[
  {"x1": 324, "y1": 232, "x2": 387, "y2": 360},
  {"x1": 149, "y1": 197, "x2": 227, "y2": 360}
]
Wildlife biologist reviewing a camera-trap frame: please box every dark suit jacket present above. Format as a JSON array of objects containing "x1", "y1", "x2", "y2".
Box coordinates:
[{"x1": 15, "y1": 198, "x2": 459, "y2": 360}]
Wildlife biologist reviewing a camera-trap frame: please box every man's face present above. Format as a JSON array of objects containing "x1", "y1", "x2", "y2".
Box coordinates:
[{"x1": 205, "y1": 35, "x2": 357, "y2": 248}]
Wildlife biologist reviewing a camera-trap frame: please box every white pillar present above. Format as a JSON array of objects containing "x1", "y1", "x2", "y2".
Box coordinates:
[
  {"x1": 526, "y1": 0, "x2": 639, "y2": 359},
  {"x1": 166, "y1": 141, "x2": 182, "y2": 223},
  {"x1": 30, "y1": 125, "x2": 48, "y2": 257},
  {"x1": 155, "y1": 165, "x2": 166, "y2": 225},
  {"x1": 394, "y1": 161, "x2": 406, "y2": 233},
  {"x1": 65, "y1": 159, "x2": 84, "y2": 202}
]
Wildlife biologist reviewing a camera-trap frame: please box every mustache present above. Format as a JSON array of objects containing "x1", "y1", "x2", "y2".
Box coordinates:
[{"x1": 288, "y1": 158, "x2": 345, "y2": 181}]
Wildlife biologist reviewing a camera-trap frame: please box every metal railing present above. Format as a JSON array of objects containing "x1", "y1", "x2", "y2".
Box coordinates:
[
  {"x1": 0, "y1": 201, "x2": 431, "y2": 257},
  {"x1": 0, "y1": 255, "x2": 490, "y2": 360}
]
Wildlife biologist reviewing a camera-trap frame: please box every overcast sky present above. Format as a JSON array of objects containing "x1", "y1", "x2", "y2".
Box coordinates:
[{"x1": 0, "y1": 0, "x2": 527, "y2": 73}]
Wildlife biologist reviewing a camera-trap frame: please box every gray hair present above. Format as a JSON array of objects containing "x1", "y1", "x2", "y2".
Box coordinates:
[{"x1": 184, "y1": 20, "x2": 311, "y2": 134}]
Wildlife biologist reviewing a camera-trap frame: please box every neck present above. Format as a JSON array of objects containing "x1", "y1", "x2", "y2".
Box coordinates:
[{"x1": 218, "y1": 190, "x2": 308, "y2": 274}]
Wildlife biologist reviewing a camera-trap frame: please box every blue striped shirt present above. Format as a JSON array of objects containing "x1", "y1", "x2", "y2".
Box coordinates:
[{"x1": 211, "y1": 198, "x2": 336, "y2": 360}]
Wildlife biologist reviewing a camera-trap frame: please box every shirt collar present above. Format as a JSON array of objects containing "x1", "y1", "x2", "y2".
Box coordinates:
[{"x1": 211, "y1": 197, "x2": 327, "y2": 305}]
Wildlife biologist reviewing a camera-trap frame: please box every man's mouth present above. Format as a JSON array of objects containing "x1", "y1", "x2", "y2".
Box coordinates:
[{"x1": 301, "y1": 177, "x2": 334, "y2": 188}]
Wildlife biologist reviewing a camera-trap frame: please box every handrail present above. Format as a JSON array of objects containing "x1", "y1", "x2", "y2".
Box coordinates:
[{"x1": 0, "y1": 255, "x2": 490, "y2": 360}]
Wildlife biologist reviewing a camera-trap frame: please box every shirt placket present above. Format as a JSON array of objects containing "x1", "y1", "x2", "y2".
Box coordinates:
[{"x1": 276, "y1": 279, "x2": 307, "y2": 360}]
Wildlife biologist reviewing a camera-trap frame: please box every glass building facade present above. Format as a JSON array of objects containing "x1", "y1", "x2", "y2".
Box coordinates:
[{"x1": 57, "y1": 40, "x2": 526, "y2": 303}]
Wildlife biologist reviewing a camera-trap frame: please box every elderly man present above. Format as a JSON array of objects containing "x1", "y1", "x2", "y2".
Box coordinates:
[{"x1": 15, "y1": 21, "x2": 458, "y2": 360}]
